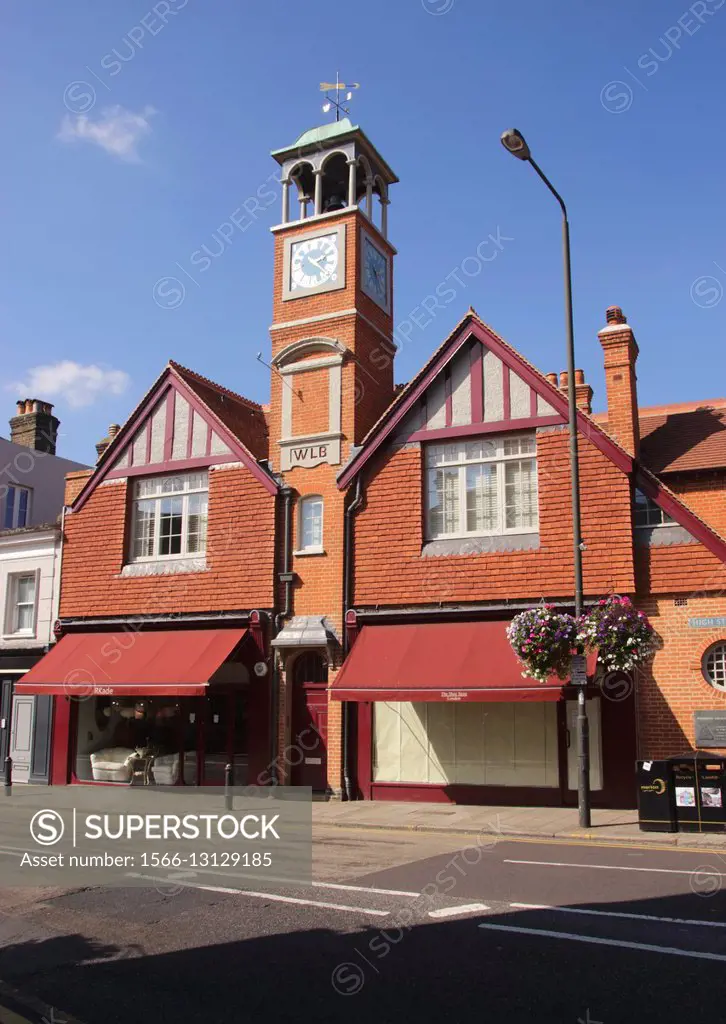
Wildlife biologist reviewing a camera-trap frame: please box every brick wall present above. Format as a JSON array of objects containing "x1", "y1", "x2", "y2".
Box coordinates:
[
  {"x1": 353, "y1": 427, "x2": 636, "y2": 606},
  {"x1": 60, "y1": 464, "x2": 276, "y2": 618},
  {"x1": 636, "y1": 594, "x2": 726, "y2": 757},
  {"x1": 667, "y1": 472, "x2": 726, "y2": 536}
]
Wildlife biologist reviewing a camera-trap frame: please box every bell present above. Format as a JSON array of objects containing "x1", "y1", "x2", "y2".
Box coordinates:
[{"x1": 323, "y1": 192, "x2": 346, "y2": 212}]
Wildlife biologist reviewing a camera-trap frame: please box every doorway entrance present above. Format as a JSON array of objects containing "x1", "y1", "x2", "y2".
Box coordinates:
[
  {"x1": 290, "y1": 652, "x2": 328, "y2": 791},
  {"x1": 9, "y1": 694, "x2": 35, "y2": 784}
]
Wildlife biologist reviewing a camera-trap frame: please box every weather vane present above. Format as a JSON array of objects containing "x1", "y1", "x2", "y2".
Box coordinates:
[{"x1": 320, "y1": 72, "x2": 360, "y2": 122}]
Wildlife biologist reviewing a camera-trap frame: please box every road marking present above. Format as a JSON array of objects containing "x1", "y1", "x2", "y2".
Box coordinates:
[
  {"x1": 312, "y1": 880, "x2": 421, "y2": 898},
  {"x1": 478, "y1": 922, "x2": 726, "y2": 961},
  {"x1": 510, "y1": 903, "x2": 726, "y2": 929},
  {"x1": 428, "y1": 903, "x2": 490, "y2": 919},
  {"x1": 126, "y1": 873, "x2": 390, "y2": 917},
  {"x1": 504, "y1": 858, "x2": 726, "y2": 876}
]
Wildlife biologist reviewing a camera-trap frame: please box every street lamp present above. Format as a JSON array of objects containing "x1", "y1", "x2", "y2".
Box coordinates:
[{"x1": 500, "y1": 128, "x2": 591, "y2": 828}]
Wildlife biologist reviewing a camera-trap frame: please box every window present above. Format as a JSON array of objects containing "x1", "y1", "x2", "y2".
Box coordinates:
[
  {"x1": 5, "y1": 572, "x2": 37, "y2": 635},
  {"x1": 130, "y1": 472, "x2": 208, "y2": 561},
  {"x1": 634, "y1": 489, "x2": 673, "y2": 528},
  {"x1": 3, "y1": 486, "x2": 31, "y2": 529},
  {"x1": 426, "y1": 435, "x2": 538, "y2": 540},
  {"x1": 298, "y1": 495, "x2": 323, "y2": 552},
  {"x1": 703, "y1": 642, "x2": 726, "y2": 691}
]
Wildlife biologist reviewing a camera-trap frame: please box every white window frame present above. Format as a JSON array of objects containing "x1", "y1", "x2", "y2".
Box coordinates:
[
  {"x1": 703, "y1": 642, "x2": 726, "y2": 692},
  {"x1": 425, "y1": 434, "x2": 539, "y2": 541},
  {"x1": 3, "y1": 485, "x2": 32, "y2": 530},
  {"x1": 634, "y1": 489, "x2": 673, "y2": 529},
  {"x1": 4, "y1": 570, "x2": 38, "y2": 637},
  {"x1": 296, "y1": 495, "x2": 324, "y2": 555},
  {"x1": 129, "y1": 472, "x2": 208, "y2": 563}
]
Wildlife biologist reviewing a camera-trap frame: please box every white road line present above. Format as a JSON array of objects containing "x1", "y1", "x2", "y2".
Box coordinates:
[
  {"x1": 504, "y1": 858, "x2": 726, "y2": 876},
  {"x1": 511, "y1": 903, "x2": 726, "y2": 929},
  {"x1": 126, "y1": 873, "x2": 391, "y2": 917},
  {"x1": 478, "y1": 922, "x2": 726, "y2": 962},
  {"x1": 428, "y1": 903, "x2": 490, "y2": 919},
  {"x1": 312, "y1": 880, "x2": 421, "y2": 898}
]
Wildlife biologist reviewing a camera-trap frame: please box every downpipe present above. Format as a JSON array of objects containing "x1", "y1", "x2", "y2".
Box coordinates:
[
  {"x1": 271, "y1": 486, "x2": 295, "y2": 785},
  {"x1": 342, "y1": 475, "x2": 364, "y2": 801}
]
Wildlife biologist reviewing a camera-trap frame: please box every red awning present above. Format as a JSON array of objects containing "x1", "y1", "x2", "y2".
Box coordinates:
[
  {"x1": 331, "y1": 622, "x2": 571, "y2": 702},
  {"x1": 14, "y1": 628, "x2": 248, "y2": 697}
]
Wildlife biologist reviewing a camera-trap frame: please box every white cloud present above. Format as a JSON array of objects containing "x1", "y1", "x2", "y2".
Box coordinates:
[
  {"x1": 57, "y1": 105, "x2": 156, "y2": 162},
  {"x1": 10, "y1": 362, "x2": 131, "y2": 409}
]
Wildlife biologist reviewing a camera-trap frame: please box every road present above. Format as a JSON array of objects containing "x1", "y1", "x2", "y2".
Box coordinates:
[{"x1": 1, "y1": 825, "x2": 726, "y2": 1023}]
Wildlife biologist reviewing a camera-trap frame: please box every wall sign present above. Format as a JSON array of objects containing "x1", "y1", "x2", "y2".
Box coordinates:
[
  {"x1": 442, "y1": 691, "x2": 469, "y2": 702},
  {"x1": 694, "y1": 710, "x2": 726, "y2": 748},
  {"x1": 689, "y1": 617, "x2": 726, "y2": 629}
]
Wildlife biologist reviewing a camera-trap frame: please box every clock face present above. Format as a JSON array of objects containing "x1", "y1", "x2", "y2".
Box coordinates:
[
  {"x1": 290, "y1": 233, "x2": 339, "y2": 291},
  {"x1": 363, "y1": 237, "x2": 388, "y2": 308}
]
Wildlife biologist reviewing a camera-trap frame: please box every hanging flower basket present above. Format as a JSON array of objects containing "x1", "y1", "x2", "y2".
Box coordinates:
[
  {"x1": 578, "y1": 595, "x2": 655, "y2": 672},
  {"x1": 507, "y1": 606, "x2": 578, "y2": 683}
]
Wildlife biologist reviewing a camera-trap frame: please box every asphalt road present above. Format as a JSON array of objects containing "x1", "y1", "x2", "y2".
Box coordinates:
[{"x1": 2, "y1": 827, "x2": 726, "y2": 1024}]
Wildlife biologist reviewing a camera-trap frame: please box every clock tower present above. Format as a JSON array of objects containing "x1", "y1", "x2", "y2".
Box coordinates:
[{"x1": 268, "y1": 118, "x2": 397, "y2": 796}]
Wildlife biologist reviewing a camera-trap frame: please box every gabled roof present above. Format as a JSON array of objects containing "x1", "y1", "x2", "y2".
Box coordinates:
[
  {"x1": 338, "y1": 309, "x2": 726, "y2": 564},
  {"x1": 72, "y1": 362, "x2": 277, "y2": 511}
]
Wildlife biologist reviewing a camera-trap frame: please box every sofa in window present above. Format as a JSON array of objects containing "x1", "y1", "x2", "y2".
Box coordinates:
[{"x1": 89, "y1": 747, "x2": 135, "y2": 783}]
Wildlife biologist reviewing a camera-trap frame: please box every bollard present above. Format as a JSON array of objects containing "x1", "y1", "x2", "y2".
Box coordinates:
[
  {"x1": 224, "y1": 762, "x2": 233, "y2": 810},
  {"x1": 3, "y1": 756, "x2": 11, "y2": 796}
]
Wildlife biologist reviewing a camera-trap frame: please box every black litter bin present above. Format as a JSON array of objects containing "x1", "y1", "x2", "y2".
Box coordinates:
[
  {"x1": 636, "y1": 760, "x2": 677, "y2": 832},
  {"x1": 671, "y1": 752, "x2": 726, "y2": 834}
]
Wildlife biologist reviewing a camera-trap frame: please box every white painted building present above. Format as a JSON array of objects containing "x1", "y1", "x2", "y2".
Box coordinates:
[{"x1": 0, "y1": 400, "x2": 89, "y2": 783}]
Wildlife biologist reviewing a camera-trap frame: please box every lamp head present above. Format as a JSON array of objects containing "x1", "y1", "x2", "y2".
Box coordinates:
[{"x1": 500, "y1": 128, "x2": 531, "y2": 161}]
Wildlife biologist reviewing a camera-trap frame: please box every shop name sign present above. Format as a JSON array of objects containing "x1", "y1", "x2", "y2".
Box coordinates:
[
  {"x1": 441, "y1": 690, "x2": 469, "y2": 702},
  {"x1": 689, "y1": 617, "x2": 726, "y2": 629}
]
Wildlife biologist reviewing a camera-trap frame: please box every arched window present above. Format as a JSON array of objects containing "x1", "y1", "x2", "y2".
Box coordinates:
[
  {"x1": 298, "y1": 495, "x2": 323, "y2": 553},
  {"x1": 293, "y1": 651, "x2": 328, "y2": 686}
]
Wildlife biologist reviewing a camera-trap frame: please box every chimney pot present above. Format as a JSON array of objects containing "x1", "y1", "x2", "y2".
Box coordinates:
[
  {"x1": 108, "y1": 423, "x2": 121, "y2": 439},
  {"x1": 9, "y1": 398, "x2": 59, "y2": 455},
  {"x1": 606, "y1": 306, "x2": 627, "y2": 325},
  {"x1": 545, "y1": 372, "x2": 558, "y2": 386},
  {"x1": 574, "y1": 369, "x2": 585, "y2": 385},
  {"x1": 558, "y1": 371, "x2": 569, "y2": 390}
]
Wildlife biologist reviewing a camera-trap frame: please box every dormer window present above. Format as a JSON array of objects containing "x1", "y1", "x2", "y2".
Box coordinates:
[
  {"x1": 426, "y1": 435, "x2": 538, "y2": 540},
  {"x1": 634, "y1": 489, "x2": 673, "y2": 529},
  {"x1": 130, "y1": 472, "x2": 208, "y2": 562}
]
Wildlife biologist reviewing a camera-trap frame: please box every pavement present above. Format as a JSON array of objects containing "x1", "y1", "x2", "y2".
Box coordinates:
[{"x1": 312, "y1": 798, "x2": 726, "y2": 847}]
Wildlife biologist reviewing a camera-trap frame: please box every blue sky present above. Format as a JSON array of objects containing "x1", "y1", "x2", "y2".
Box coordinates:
[{"x1": 2, "y1": 0, "x2": 725, "y2": 463}]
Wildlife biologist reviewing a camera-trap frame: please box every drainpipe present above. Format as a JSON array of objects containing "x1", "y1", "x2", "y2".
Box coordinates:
[
  {"x1": 341, "y1": 474, "x2": 364, "y2": 801},
  {"x1": 270, "y1": 486, "x2": 295, "y2": 784}
]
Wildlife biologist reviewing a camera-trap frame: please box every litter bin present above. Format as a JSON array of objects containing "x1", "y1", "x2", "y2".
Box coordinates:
[
  {"x1": 636, "y1": 760, "x2": 677, "y2": 832},
  {"x1": 671, "y1": 752, "x2": 726, "y2": 834}
]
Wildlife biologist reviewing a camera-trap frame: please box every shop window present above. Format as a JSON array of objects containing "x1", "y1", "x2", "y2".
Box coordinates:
[
  {"x1": 634, "y1": 489, "x2": 673, "y2": 529},
  {"x1": 703, "y1": 642, "x2": 726, "y2": 691},
  {"x1": 373, "y1": 701, "x2": 558, "y2": 787},
  {"x1": 4, "y1": 572, "x2": 37, "y2": 636},
  {"x1": 3, "y1": 485, "x2": 31, "y2": 529},
  {"x1": 425, "y1": 435, "x2": 538, "y2": 540},
  {"x1": 297, "y1": 495, "x2": 324, "y2": 553},
  {"x1": 74, "y1": 696, "x2": 193, "y2": 784},
  {"x1": 130, "y1": 471, "x2": 208, "y2": 562}
]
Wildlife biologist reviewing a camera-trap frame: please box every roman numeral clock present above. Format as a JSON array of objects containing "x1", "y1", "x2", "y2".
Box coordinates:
[{"x1": 269, "y1": 115, "x2": 397, "y2": 473}]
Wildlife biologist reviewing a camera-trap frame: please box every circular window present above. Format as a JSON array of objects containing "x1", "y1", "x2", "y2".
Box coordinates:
[{"x1": 703, "y1": 642, "x2": 726, "y2": 690}]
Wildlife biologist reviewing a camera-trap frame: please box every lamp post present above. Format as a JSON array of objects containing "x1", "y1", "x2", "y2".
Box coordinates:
[{"x1": 500, "y1": 128, "x2": 590, "y2": 828}]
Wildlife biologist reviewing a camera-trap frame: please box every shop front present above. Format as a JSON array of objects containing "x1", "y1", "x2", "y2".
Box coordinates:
[
  {"x1": 15, "y1": 625, "x2": 271, "y2": 787},
  {"x1": 334, "y1": 620, "x2": 636, "y2": 808}
]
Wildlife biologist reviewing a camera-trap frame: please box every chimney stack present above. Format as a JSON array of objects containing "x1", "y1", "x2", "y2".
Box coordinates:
[
  {"x1": 598, "y1": 306, "x2": 640, "y2": 455},
  {"x1": 554, "y1": 370, "x2": 593, "y2": 415},
  {"x1": 9, "y1": 399, "x2": 59, "y2": 455},
  {"x1": 95, "y1": 423, "x2": 121, "y2": 463}
]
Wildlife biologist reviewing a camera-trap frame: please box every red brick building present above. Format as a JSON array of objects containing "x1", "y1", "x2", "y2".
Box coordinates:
[{"x1": 18, "y1": 119, "x2": 726, "y2": 808}]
